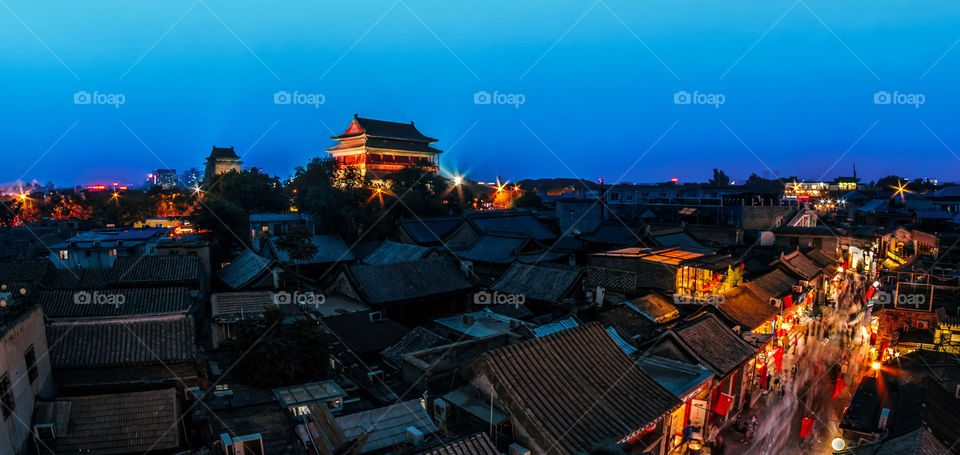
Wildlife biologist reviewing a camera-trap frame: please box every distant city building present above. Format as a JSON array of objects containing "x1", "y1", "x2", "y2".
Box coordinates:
[
  {"x1": 151, "y1": 168, "x2": 178, "y2": 189},
  {"x1": 180, "y1": 167, "x2": 202, "y2": 189},
  {"x1": 327, "y1": 115, "x2": 441, "y2": 179},
  {"x1": 204, "y1": 145, "x2": 242, "y2": 184}
]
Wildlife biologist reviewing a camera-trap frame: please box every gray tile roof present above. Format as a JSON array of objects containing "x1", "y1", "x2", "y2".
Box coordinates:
[
  {"x1": 38, "y1": 388, "x2": 180, "y2": 454},
  {"x1": 420, "y1": 433, "x2": 498, "y2": 455},
  {"x1": 216, "y1": 250, "x2": 275, "y2": 290},
  {"x1": 489, "y1": 262, "x2": 583, "y2": 303},
  {"x1": 339, "y1": 117, "x2": 438, "y2": 142},
  {"x1": 471, "y1": 323, "x2": 679, "y2": 455},
  {"x1": 747, "y1": 268, "x2": 797, "y2": 300},
  {"x1": 380, "y1": 326, "x2": 447, "y2": 366},
  {"x1": 336, "y1": 400, "x2": 438, "y2": 453},
  {"x1": 264, "y1": 234, "x2": 355, "y2": 264},
  {"x1": 323, "y1": 311, "x2": 410, "y2": 355},
  {"x1": 467, "y1": 212, "x2": 556, "y2": 241},
  {"x1": 35, "y1": 287, "x2": 194, "y2": 319},
  {"x1": 210, "y1": 291, "x2": 276, "y2": 320},
  {"x1": 110, "y1": 255, "x2": 202, "y2": 284},
  {"x1": 399, "y1": 217, "x2": 462, "y2": 245},
  {"x1": 672, "y1": 313, "x2": 758, "y2": 375},
  {"x1": 778, "y1": 250, "x2": 821, "y2": 280},
  {"x1": 0, "y1": 259, "x2": 53, "y2": 283},
  {"x1": 346, "y1": 257, "x2": 473, "y2": 305},
  {"x1": 716, "y1": 285, "x2": 779, "y2": 331},
  {"x1": 363, "y1": 240, "x2": 432, "y2": 265},
  {"x1": 47, "y1": 315, "x2": 196, "y2": 368},
  {"x1": 456, "y1": 233, "x2": 529, "y2": 264}
]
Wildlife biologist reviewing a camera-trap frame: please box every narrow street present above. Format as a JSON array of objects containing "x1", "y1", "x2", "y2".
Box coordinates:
[{"x1": 715, "y1": 272, "x2": 875, "y2": 455}]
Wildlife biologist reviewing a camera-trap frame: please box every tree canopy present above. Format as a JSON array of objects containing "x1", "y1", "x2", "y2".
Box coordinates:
[{"x1": 223, "y1": 308, "x2": 330, "y2": 388}]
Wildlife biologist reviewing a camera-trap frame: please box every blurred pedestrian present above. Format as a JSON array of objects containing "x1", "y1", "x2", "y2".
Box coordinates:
[{"x1": 712, "y1": 435, "x2": 726, "y2": 455}]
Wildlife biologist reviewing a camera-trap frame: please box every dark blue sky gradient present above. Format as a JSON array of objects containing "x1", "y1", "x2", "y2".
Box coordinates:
[{"x1": 1, "y1": 0, "x2": 958, "y2": 186}]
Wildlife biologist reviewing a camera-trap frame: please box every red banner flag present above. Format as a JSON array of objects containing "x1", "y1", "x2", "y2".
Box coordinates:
[
  {"x1": 800, "y1": 417, "x2": 815, "y2": 438},
  {"x1": 832, "y1": 372, "x2": 845, "y2": 399},
  {"x1": 865, "y1": 286, "x2": 875, "y2": 301},
  {"x1": 712, "y1": 392, "x2": 734, "y2": 416},
  {"x1": 784, "y1": 294, "x2": 794, "y2": 308},
  {"x1": 759, "y1": 364, "x2": 768, "y2": 389},
  {"x1": 773, "y1": 348, "x2": 784, "y2": 373}
]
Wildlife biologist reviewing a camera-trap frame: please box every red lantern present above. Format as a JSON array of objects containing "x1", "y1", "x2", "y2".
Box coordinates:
[{"x1": 800, "y1": 417, "x2": 815, "y2": 437}]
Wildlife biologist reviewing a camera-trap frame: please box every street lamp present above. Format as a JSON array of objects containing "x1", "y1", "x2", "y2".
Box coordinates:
[{"x1": 832, "y1": 438, "x2": 846, "y2": 451}]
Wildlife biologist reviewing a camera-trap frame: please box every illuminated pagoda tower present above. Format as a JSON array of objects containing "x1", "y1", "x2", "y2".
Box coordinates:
[
  {"x1": 326, "y1": 115, "x2": 441, "y2": 179},
  {"x1": 203, "y1": 145, "x2": 242, "y2": 184}
]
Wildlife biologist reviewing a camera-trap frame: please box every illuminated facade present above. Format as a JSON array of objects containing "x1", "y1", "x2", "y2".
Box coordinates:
[
  {"x1": 784, "y1": 181, "x2": 829, "y2": 200},
  {"x1": 327, "y1": 115, "x2": 441, "y2": 179}
]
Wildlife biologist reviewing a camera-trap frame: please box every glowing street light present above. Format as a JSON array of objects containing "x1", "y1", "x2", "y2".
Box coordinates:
[
  {"x1": 871, "y1": 361, "x2": 881, "y2": 370},
  {"x1": 891, "y1": 179, "x2": 910, "y2": 202},
  {"x1": 453, "y1": 175, "x2": 463, "y2": 186},
  {"x1": 831, "y1": 438, "x2": 846, "y2": 451}
]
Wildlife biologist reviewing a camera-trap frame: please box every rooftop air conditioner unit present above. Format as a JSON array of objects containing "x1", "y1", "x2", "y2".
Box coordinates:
[
  {"x1": 220, "y1": 433, "x2": 235, "y2": 455},
  {"x1": 792, "y1": 285, "x2": 803, "y2": 293},
  {"x1": 232, "y1": 433, "x2": 264, "y2": 455},
  {"x1": 185, "y1": 386, "x2": 202, "y2": 401},
  {"x1": 369, "y1": 311, "x2": 382, "y2": 323},
  {"x1": 33, "y1": 424, "x2": 55, "y2": 441},
  {"x1": 406, "y1": 426, "x2": 425, "y2": 445},
  {"x1": 460, "y1": 261, "x2": 473, "y2": 275},
  {"x1": 433, "y1": 399, "x2": 449, "y2": 424},
  {"x1": 509, "y1": 443, "x2": 532, "y2": 455},
  {"x1": 878, "y1": 408, "x2": 890, "y2": 429},
  {"x1": 799, "y1": 280, "x2": 810, "y2": 287}
]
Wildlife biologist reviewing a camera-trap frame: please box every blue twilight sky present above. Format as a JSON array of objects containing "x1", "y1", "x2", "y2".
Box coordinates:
[{"x1": 1, "y1": 0, "x2": 959, "y2": 187}]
